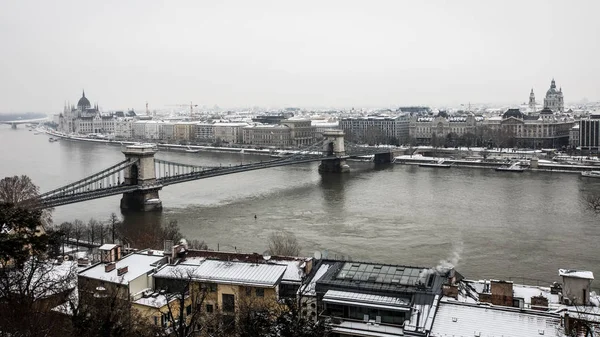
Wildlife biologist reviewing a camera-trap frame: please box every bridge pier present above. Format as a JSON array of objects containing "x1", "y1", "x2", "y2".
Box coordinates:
[
  {"x1": 120, "y1": 144, "x2": 163, "y2": 212},
  {"x1": 374, "y1": 152, "x2": 395, "y2": 164},
  {"x1": 319, "y1": 130, "x2": 350, "y2": 173}
]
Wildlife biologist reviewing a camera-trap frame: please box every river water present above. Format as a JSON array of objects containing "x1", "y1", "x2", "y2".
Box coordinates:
[{"x1": 2, "y1": 126, "x2": 600, "y2": 287}]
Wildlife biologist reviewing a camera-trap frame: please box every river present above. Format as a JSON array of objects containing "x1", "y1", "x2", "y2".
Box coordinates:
[{"x1": 2, "y1": 125, "x2": 600, "y2": 287}]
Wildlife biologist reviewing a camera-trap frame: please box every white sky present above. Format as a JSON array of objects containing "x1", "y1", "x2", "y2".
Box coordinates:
[{"x1": 0, "y1": 0, "x2": 598, "y2": 112}]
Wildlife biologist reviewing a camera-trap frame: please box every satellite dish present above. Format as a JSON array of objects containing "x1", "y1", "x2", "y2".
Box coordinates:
[
  {"x1": 314, "y1": 251, "x2": 322, "y2": 260},
  {"x1": 263, "y1": 255, "x2": 271, "y2": 261}
]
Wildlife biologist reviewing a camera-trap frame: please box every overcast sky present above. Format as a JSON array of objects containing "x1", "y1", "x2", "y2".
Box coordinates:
[{"x1": 1, "y1": 0, "x2": 598, "y2": 113}]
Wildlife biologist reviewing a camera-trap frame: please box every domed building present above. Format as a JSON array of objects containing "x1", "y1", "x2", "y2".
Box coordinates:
[
  {"x1": 77, "y1": 90, "x2": 91, "y2": 110},
  {"x1": 58, "y1": 90, "x2": 116, "y2": 135},
  {"x1": 543, "y1": 78, "x2": 564, "y2": 112}
]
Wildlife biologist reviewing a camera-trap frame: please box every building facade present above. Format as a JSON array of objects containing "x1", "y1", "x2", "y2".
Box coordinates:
[
  {"x1": 59, "y1": 91, "x2": 116, "y2": 135},
  {"x1": 340, "y1": 115, "x2": 409, "y2": 145},
  {"x1": 242, "y1": 124, "x2": 292, "y2": 148},
  {"x1": 409, "y1": 115, "x2": 479, "y2": 145},
  {"x1": 493, "y1": 108, "x2": 574, "y2": 148},
  {"x1": 579, "y1": 115, "x2": 600, "y2": 151},
  {"x1": 280, "y1": 119, "x2": 316, "y2": 147}
]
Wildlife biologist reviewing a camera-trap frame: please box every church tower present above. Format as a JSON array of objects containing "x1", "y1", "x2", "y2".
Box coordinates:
[{"x1": 528, "y1": 88, "x2": 536, "y2": 113}]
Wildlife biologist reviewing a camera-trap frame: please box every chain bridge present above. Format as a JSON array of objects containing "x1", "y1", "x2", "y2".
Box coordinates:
[{"x1": 33, "y1": 131, "x2": 400, "y2": 211}]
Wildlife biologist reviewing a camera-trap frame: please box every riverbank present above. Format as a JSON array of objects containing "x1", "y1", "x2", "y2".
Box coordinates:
[
  {"x1": 394, "y1": 154, "x2": 600, "y2": 173},
  {"x1": 42, "y1": 128, "x2": 600, "y2": 174},
  {"x1": 43, "y1": 128, "x2": 277, "y2": 156}
]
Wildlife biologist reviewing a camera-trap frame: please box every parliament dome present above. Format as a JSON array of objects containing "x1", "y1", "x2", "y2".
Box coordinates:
[{"x1": 77, "y1": 90, "x2": 91, "y2": 109}]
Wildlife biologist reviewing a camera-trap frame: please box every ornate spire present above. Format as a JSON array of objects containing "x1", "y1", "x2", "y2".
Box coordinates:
[
  {"x1": 82, "y1": 89, "x2": 86, "y2": 98},
  {"x1": 551, "y1": 78, "x2": 556, "y2": 88}
]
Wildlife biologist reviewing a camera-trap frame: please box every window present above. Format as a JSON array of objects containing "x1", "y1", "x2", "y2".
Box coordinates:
[
  {"x1": 186, "y1": 305, "x2": 192, "y2": 316},
  {"x1": 256, "y1": 288, "x2": 264, "y2": 297},
  {"x1": 246, "y1": 287, "x2": 252, "y2": 296},
  {"x1": 206, "y1": 304, "x2": 214, "y2": 313},
  {"x1": 222, "y1": 294, "x2": 235, "y2": 313},
  {"x1": 207, "y1": 283, "x2": 217, "y2": 292}
]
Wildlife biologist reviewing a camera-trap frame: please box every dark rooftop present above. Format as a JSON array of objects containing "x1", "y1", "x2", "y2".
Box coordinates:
[{"x1": 314, "y1": 260, "x2": 450, "y2": 297}]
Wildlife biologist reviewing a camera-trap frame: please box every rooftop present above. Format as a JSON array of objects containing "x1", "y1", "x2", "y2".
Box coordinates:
[
  {"x1": 154, "y1": 259, "x2": 287, "y2": 287},
  {"x1": 78, "y1": 252, "x2": 165, "y2": 285},
  {"x1": 430, "y1": 300, "x2": 562, "y2": 337},
  {"x1": 323, "y1": 290, "x2": 411, "y2": 312},
  {"x1": 559, "y1": 269, "x2": 594, "y2": 280},
  {"x1": 314, "y1": 260, "x2": 448, "y2": 297}
]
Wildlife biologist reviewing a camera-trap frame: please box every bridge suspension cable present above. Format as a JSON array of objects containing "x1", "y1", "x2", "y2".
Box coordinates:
[
  {"x1": 37, "y1": 159, "x2": 138, "y2": 201},
  {"x1": 154, "y1": 159, "x2": 220, "y2": 179}
]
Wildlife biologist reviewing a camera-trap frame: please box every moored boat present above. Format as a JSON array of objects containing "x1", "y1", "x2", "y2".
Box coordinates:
[
  {"x1": 419, "y1": 159, "x2": 452, "y2": 168},
  {"x1": 185, "y1": 146, "x2": 200, "y2": 153},
  {"x1": 581, "y1": 171, "x2": 600, "y2": 178},
  {"x1": 495, "y1": 162, "x2": 523, "y2": 172}
]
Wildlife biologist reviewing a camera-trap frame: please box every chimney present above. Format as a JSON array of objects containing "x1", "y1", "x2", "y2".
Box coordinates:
[
  {"x1": 490, "y1": 280, "x2": 514, "y2": 307},
  {"x1": 442, "y1": 284, "x2": 459, "y2": 299},
  {"x1": 105, "y1": 262, "x2": 116, "y2": 273},
  {"x1": 117, "y1": 266, "x2": 128, "y2": 276},
  {"x1": 531, "y1": 295, "x2": 548, "y2": 311}
]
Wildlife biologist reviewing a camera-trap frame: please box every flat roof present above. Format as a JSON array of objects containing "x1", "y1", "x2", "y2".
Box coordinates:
[
  {"x1": 559, "y1": 269, "x2": 594, "y2": 280},
  {"x1": 154, "y1": 260, "x2": 287, "y2": 287},
  {"x1": 79, "y1": 253, "x2": 165, "y2": 285},
  {"x1": 98, "y1": 244, "x2": 118, "y2": 251},
  {"x1": 324, "y1": 290, "x2": 410, "y2": 311},
  {"x1": 430, "y1": 300, "x2": 561, "y2": 337}
]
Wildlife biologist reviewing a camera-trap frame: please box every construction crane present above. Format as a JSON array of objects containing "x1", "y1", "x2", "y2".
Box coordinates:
[{"x1": 165, "y1": 101, "x2": 199, "y2": 116}]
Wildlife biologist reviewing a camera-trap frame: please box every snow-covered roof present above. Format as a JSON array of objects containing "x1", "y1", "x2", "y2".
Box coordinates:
[
  {"x1": 154, "y1": 260, "x2": 287, "y2": 287},
  {"x1": 79, "y1": 253, "x2": 165, "y2": 285},
  {"x1": 98, "y1": 244, "x2": 118, "y2": 251},
  {"x1": 133, "y1": 294, "x2": 181, "y2": 308},
  {"x1": 323, "y1": 290, "x2": 410, "y2": 311},
  {"x1": 513, "y1": 284, "x2": 561, "y2": 308},
  {"x1": 331, "y1": 320, "x2": 405, "y2": 337},
  {"x1": 299, "y1": 263, "x2": 331, "y2": 296},
  {"x1": 430, "y1": 300, "x2": 561, "y2": 337},
  {"x1": 559, "y1": 269, "x2": 594, "y2": 280},
  {"x1": 270, "y1": 259, "x2": 304, "y2": 283}
]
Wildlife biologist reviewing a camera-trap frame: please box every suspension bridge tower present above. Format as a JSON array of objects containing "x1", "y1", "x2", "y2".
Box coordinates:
[
  {"x1": 120, "y1": 144, "x2": 163, "y2": 211},
  {"x1": 319, "y1": 129, "x2": 350, "y2": 173}
]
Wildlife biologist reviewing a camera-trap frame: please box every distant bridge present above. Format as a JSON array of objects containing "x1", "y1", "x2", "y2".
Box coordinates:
[
  {"x1": 32, "y1": 130, "x2": 401, "y2": 211},
  {"x1": 0, "y1": 117, "x2": 49, "y2": 128}
]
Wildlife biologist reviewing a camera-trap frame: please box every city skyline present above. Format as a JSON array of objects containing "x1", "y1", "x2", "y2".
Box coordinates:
[{"x1": 1, "y1": 0, "x2": 599, "y2": 112}]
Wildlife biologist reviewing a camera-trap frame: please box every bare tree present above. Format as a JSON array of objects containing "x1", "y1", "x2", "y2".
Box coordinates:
[
  {"x1": 72, "y1": 219, "x2": 84, "y2": 250},
  {"x1": 157, "y1": 269, "x2": 208, "y2": 337},
  {"x1": 583, "y1": 194, "x2": 600, "y2": 214},
  {"x1": 57, "y1": 221, "x2": 73, "y2": 256},
  {"x1": 0, "y1": 203, "x2": 76, "y2": 337},
  {"x1": 188, "y1": 239, "x2": 208, "y2": 250},
  {"x1": 73, "y1": 277, "x2": 162, "y2": 337},
  {"x1": 267, "y1": 230, "x2": 301, "y2": 256},
  {"x1": 108, "y1": 212, "x2": 121, "y2": 243},
  {"x1": 0, "y1": 175, "x2": 53, "y2": 226}
]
